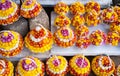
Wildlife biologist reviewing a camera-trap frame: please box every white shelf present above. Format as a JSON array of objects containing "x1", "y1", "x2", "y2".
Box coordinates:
[
  {"x1": 38, "y1": 0, "x2": 112, "y2": 6},
  {"x1": 51, "y1": 11, "x2": 120, "y2": 56},
  {"x1": 14, "y1": 0, "x2": 112, "y2": 8}
]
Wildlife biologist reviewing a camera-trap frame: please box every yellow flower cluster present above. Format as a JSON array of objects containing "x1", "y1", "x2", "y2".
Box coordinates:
[
  {"x1": 25, "y1": 27, "x2": 53, "y2": 53},
  {"x1": 85, "y1": 1, "x2": 100, "y2": 13},
  {"x1": 76, "y1": 37, "x2": 90, "y2": 49},
  {"x1": 0, "y1": 2, "x2": 17, "y2": 17},
  {"x1": 92, "y1": 56, "x2": 115, "y2": 76},
  {"x1": 46, "y1": 56, "x2": 68, "y2": 73},
  {"x1": 85, "y1": 10, "x2": 100, "y2": 26},
  {"x1": 110, "y1": 19, "x2": 120, "y2": 35},
  {"x1": 54, "y1": 2, "x2": 69, "y2": 15},
  {"x1": 70, "y1": 2, "x2": 85, "y2": 15},
  {"x1": 107, "y1": 32, "x2": 120, "y2": 46},
  {"x1": 0, "y1": 31, "x2": 19, "y2": 51},
  {"x1": 114, "y1": 6, "x2": 120, "y2": 17},
  {"x1": 0, "y1": 59, "x2": 14, "y2": 76},
  {"x1": 90, "y1": 30, "x2": 106, "y2": 46},
  {"x1": 71, "y1": 15, "x2": 85, "y2": 27},
  {"x1": 16, "y1": 56, "x2": 44, "y2": 76},
  {"x1": 102, "y1": 8, "x2": 118, "y2": 23},
  {"x1": 54, "y1": 15, "x2": 71, "y2": 28},
  {"x1": 69, "y1": 55, "x2": 90, "y2": 75},
  {"x1": 75, "y1": 25, "x2": 89, "y2": 37},
  {"x1": 22, "y1": 0, "x2": 36, "y2": 9},
  {"x1": 25, "y1": 38, "x2": 53, "y2": 53}
]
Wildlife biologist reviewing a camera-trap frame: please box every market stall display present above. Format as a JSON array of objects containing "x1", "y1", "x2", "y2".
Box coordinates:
[
  {"x1": 15, "y1": 56, "x2": 44, "y2": 76},
  {"x1": 0, "y1": 30, "x2": 24, "y2": 57},
  {"x1": 0, "y1": 0, "x2": 119, "y2": 75}
]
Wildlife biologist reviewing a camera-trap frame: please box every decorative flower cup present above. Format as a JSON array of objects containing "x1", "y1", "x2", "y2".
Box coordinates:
[
  {"x1": 20, "y1": 0, "x2": 42, "y2": 18},
  {"x1": 85, "y1": 1, "x2": 101, "y2": 13},
  {"x1": 0, "y1": 0, "x2": 19, "y2": 25},
  {"x1": 107, "y1": 32, "x2": 119, "y2": 46},
  {"x1": 85, "y1": 10, "x2": 100, "y2": 26},
  {"x1": 101, "y1": 8, "x2": 118, "y2": 23},
  {"x1": 53, "y1": 27, "x2": 76, "y2": 48},
  {"x1": 114, "y1": 6, "x2": 120, "y2": 18},
  {"x1": 90, "y1": 30, "x2": 106, "y2": 46},
  {"x1": 25, "y1": 25, "x2": 53, "y2": 53},
  {"x1": 54, "y1": 15, "x2": 71, "y2": 28},
  {"x1": 16, "y1": 56, "x2": 45, "y2": 76},
  {"x1": 46, "y1": 55, "x2": 68, "y2": 76},
  {"x1": 0, "y1": 59, "x2": 14, "y2": 76},
  {"x1": 75, "y1": 25, "x2": 89, "y2": 37},
  {"x1": 76, "y1": 37, "x2": 91, "y2": 49},
  {"x1": 92, "y1": 55, "x2": 115, "y2": 76},
  {"x1": 70, "y1": 2, "x2": 85, "y2": 15},
  {"x1": 69, "y1": 55, "x2": 91, "y2": 76},
  {"x1": 71, "y1": 15, "x2": 85, "y2": 27},
  {"x1": 54, "y1": 2, "x2": 69, "y2": 15},
  {"x1": 110, "y1": 19, "x2": 120, "y2": 35},
  {"x1": 0, "y1": 30, "x2": 24, "y2": 57}
]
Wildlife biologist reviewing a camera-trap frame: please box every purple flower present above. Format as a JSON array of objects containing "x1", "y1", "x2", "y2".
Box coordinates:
[
  {"x1": 0, "y1": 32, "x2": 14, "y2": 42},
  {"x1": 61, "y1": 29, "x2": 69, "y2": 36},
  {"x1": 0, "y1": 0, "x2": 11, "y2": 10},
  {"x1": 26, "y1": 0, "x2": 32, "y2": 5},
  {"x1": 76, "y1": 58, "x2": 88, "y2": 68},
  {"x1": 22, "y1": 59, "x2": 37, "y2": 71},
  {"x1": 53, "y1": 59, "x2": 60, "y2": 66}
]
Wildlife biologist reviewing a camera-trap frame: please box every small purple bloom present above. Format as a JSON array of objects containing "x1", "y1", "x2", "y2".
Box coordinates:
[
  {"x1": 0, "y1": 32, "x2": 14, "y2": 43},
  {"x1": 22, "y1": 59, "x2": 37, "y2": 71},
  {"x1": 61, "y1": 29, "x2": 69, "y2": 36},
  {"x1": 0, "y1": 0, "x2": 11, "y2": 10},
  {"x1": 76, "y1": 58, "x2": 88, "y2": 68},
  {"x1": 53, "y1": 59, "x2": 60, "y2": 66},
  {"x1": 26, "y1": 0, "x2": 32, "y2": 5}
]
